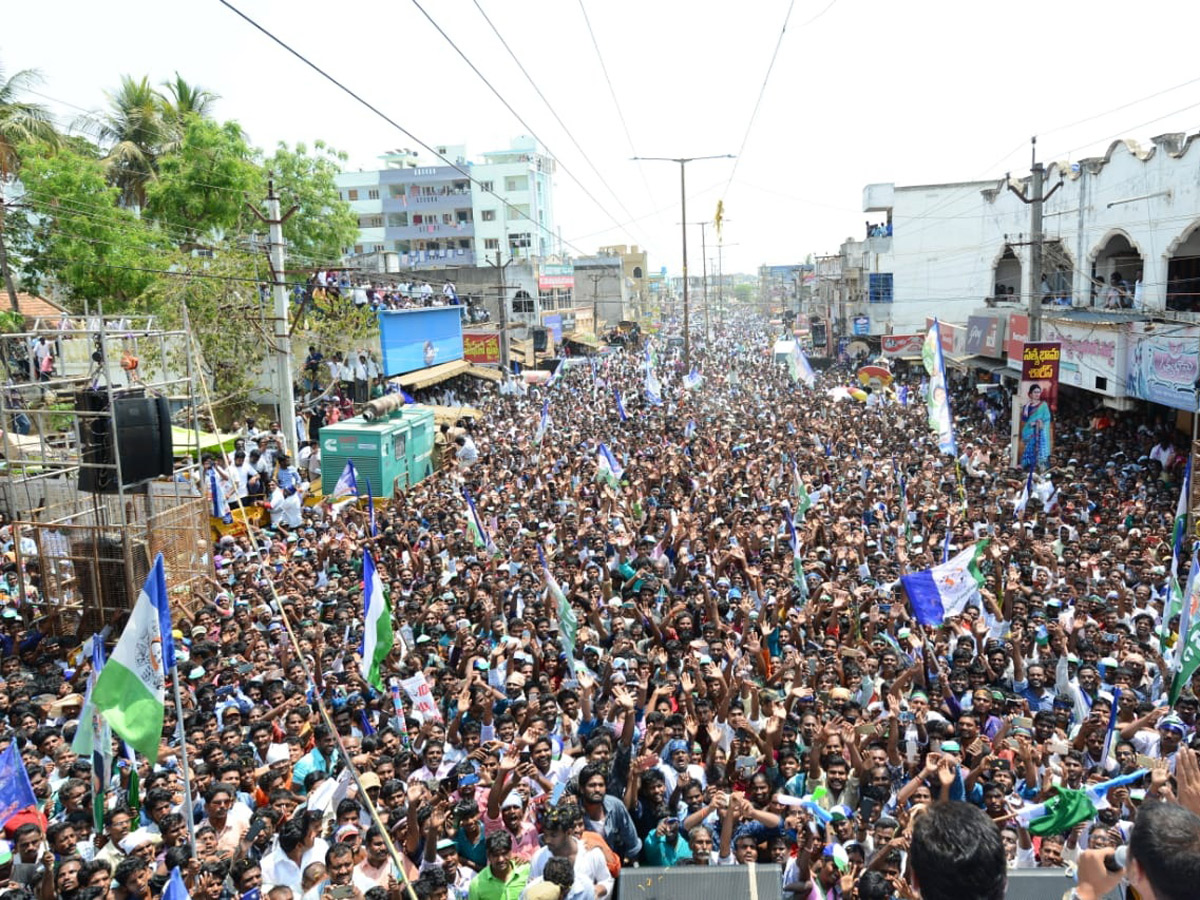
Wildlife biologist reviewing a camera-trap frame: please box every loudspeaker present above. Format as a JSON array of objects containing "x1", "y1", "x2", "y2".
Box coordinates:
[
  {"x1": 616, "y1": 865, "x2": 780, "y2": 900},
  {"x1": 532, "y1": 327, "x2": 548, "y2": 352},
  {"x1": 76, "y1": 390, "x2": 173, "y2": 493}
]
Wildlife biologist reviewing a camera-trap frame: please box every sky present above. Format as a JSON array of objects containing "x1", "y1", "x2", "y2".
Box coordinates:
[{"x1": 6, "y1": 0, "x2": 1200, "y2": 276}]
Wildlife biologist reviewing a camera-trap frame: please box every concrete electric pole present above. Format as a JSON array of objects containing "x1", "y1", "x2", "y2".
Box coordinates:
[
  {"x1": 1006, "y1": 138, "x2": 1061, "y2": 343},
  {"x1": 248, "y1": 177, "x2": 299, "y2": 456}
]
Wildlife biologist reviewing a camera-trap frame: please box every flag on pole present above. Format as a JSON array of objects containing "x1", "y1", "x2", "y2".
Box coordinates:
[
  {"x1": 1169, "y1": 551, "x2": 1200, "y2": 705},
  {"x1": 366, "y1": 479, "x2": 377, "y2": 537},
  {"x1": 789, "y1": 343, "x2": 815, "y2": 387},
  {"x1": 1099, "y1": 687, "x2": 1121, "y2": 769},
  {"x1": 539, "y1": 546, "x2": 577, "y2": 661},
  {"x1": 941, "y1": 529, "x2": 953, "y2": 565},
  {"x1": 899, "y1": 541, "x2": 990, "y2": 627},
  {"x1": 645, "y1": 368, "x2": 663, "y2": 406},
  {"x1": 163, "y1": 867, "x2": 190, "y2": 900},
  {"x1": 535, "y1": 399, "x2": 551, "y2": 444},
  {"x1": 1014, "y1": 470, "x2": 1034, "y2": 518},
  {"x1": 209, "y1": 470, "x2": 232, "y2": 525},
  {"x1": 783, "y1": 505, "x2": 805, "y2": 593},
  {"x1": 792, "y1": 461, "x2": 812, "y2": 519},
  {"x1": 73, "y1": 634, "x2": 113, "y2": 833},
  {"x1": 331, "y1": 460, "x2": 358, "y2": 499},
  {"x1": 614, "y1": 389, "x2": 628, "y2": 422},
  {"x1": 359, "y1": 549, "x2": 392, "y2": 691},
  {"x1": 597, "y1": 443, "x2": 624, "y2": 488},
  {"x1": 1013, "y1": 769, "x2": 1146, "y2": 835},
  {"x1": 91, "y1": 557, "x2": 169, "y2": 760},
  {"x1": 464, "y1": 490, "x2": 497, "y2": 555},
  {"x1": 921, "y1": 320, "x2": 957, "y2": 456},
  {"x1": 0, "y1": 741, "x2": 37, "y2": 827}
]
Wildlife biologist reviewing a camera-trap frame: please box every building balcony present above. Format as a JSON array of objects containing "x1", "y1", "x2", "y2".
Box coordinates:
[{"x1": 384, "y1": 223, "x2": 474, "y2": 239}]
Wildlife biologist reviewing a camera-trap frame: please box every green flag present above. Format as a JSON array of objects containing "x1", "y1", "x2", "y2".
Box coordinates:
[
  {"x1": 1170, "y1": 553, "x2": 1200, "y2": 705},
  {"x1": 1027, "y1": 786, "x2": 1096, "y2": 837}
]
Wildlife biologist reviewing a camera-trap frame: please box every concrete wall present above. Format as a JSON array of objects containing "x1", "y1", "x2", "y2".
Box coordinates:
[{"x1": 870, "y1": 132, "x2": 1200, "y2": 332}]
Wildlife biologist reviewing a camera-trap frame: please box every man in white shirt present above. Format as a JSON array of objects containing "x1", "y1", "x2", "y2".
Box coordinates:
[{"x1": 529, "y1": 807, "x2": 612, "y2": 899}]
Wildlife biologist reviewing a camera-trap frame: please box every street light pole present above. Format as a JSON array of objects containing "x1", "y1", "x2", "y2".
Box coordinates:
[{"x1": 633, "y1": 154, "x2": 734, "y2": 368}]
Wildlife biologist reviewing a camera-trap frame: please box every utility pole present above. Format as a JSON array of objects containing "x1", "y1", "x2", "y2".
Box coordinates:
[
  {"x1": 633, "y1": 154, "x2": 734, "y2": 368},
  {"x1": 247, "y1": 177, "x2": 299, "y2": 456},
  {"x1": 589, "y1": 273, "x2": 603, "y2": 336},
  {"x1": 1006, "y1": 138, "x2": 1061, "y2": 343},
  {"x1": 487, "y1": 251, "x2": 512, "y2": 371}
]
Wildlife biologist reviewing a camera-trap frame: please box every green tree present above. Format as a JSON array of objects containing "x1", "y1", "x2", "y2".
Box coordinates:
[
  {"x1": 83, "y1": 75, "x2": 165, "y2": 208},
  {"x1": 263, "y1": 140, "x2": 358, "y2": 266},
  {"x1": 148, "y1": 251, "x2": 273, "y2": 424},
  {"x1": 157, "y1": 73, "x2": 219, "y2": 152},
  {"x1": 11, "y1": 141, "x2": 166, "y2": 309},
  {"x1": 145, "y1": 117, "x2": 259, "y2": 250},
  {"x1": 0, "y1": 64, "x2": 60, "y2": 310}
]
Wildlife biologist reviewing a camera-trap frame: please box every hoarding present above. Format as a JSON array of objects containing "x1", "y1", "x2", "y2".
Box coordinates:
[
  {"x1": 881, "y1": 334, "x2": 923, "y2": 357},
  {"x1": 1126, "y1": 322, "x2": 1200, "y2": 411},
  {"x1": 463, "y1": 331, "x2": 501, "y2": 365},
  {"x1": 378, "y1": 307, "x2": 464, "y2": 376},
  {"x1": 1018, "y1": 342, "x2": 1060, "y2": 471},
  {"x1": 965, "y1": 315, "x2": 1006, "y2": 358},
  {"x1": 538, "y1": 264, "x2": 575, "y2": 290}
]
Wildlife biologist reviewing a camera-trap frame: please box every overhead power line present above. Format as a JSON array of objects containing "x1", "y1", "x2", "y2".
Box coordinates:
[
  {"x1": 409, "y1": 0, "x2": 654, "y2": 257},
  {"x1": 216, "y1": 0, "x2": 590, "y2": 259},
  {"x1": 469, "y1": 0, "x2": 652, "y2": 249},
  {"x1": 576, "y1": 0, "x2": 661, "y2": 217}
]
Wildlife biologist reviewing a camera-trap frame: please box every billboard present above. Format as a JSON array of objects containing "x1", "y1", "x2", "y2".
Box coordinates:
[
  {"x1": 881, "y1": 334, "x2": 923, "y2": 357},
  {"x1": 965, "y1": 315, "x2": 1006, "y2": 358},
  {"x1": 1005, "y1": 313, "x2": 1029, "y2": 366},
  {"x1": 1126, "y1": 322, "x2": 1200, "y2": 411},
  {"x1": 539, "y1": 264, "x2": 575, "y2": 290},
  {"x1": 463, "y1": 331, "x2": 501, "y2": 365},
  {"x1": 1041, "y1": 318, "x2": 1124, "y2": 396},
  {"x1": 543, "y1": 314, "x2": 563, "y2": 344},
  {"x1": 378, "y1": 307, "x2": 464, "y2": 376},
  {"x1": 1018, "y1": 342, "x2": 1060, "y2": 471},
  {"x1": 924, "y1": 318, "x2": 966, "y2": 356}
]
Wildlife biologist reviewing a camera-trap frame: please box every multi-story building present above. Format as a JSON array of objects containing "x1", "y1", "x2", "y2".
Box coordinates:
[
  {"x1": 472, "y1": 136, "x2": 556, "y2": 264},
  {"x1": 335, "y1": 136, "x2": 556, "y2": 272},
  {"x1": 598, "y1": 244, "x2": 649, "y2": 320}
]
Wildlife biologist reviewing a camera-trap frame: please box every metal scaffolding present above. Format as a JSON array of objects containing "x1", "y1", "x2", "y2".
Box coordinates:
[{"x1": 0, "y1": 314, "x2": 210, "y2": 634}]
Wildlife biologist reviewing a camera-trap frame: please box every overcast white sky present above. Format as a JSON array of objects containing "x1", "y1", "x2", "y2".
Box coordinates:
[{"x1": 7, "y1": 0, "x2": 1200, "y2": 275}]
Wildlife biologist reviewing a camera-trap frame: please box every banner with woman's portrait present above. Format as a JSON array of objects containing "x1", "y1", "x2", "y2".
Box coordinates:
[{"x1": 1018, "y1": 342, "x2": 1060, "y2": 470}]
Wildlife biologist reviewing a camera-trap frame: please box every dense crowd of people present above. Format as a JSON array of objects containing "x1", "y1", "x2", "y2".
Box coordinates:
[{"x1": 3, "y1": 314, "x2": 1200, "y2": 900}]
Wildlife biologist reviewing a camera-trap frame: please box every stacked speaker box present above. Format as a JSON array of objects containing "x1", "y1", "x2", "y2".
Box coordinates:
[
  {"x1": 75, "y1": 389, "x2": 174, "y2": 493},
  {"x1": 615, "y1": 865, "x2": 781, "y2": 900},
  {"x1": 532, "y1": 327, "x2": 548, "y2": 352}
]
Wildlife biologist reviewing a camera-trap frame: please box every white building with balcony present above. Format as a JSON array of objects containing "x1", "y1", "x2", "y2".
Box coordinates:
[
  {"x1": 856, "y1": 132, "x2": 1200, "y2": 334},
  {"x1": 335, "y1": 136, "x2": 556, "y2": 272}
]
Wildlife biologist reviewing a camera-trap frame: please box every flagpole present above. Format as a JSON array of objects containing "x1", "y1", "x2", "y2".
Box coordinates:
[{"x1": 170, "y1": 668, "x2": 197, "y2": 847}]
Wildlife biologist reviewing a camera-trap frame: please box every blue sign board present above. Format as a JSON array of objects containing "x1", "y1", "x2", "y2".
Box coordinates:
[
  {"x1": 378, "y1": 307, "x2": 464, "y2": 376},
  {"x1": 543, "y1": 314, "x2": 563, "y2": 344}
]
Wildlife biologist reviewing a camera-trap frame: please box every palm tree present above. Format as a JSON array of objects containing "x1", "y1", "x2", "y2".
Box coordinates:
[
  {"x1": 158, "y1": 73, "x2": 219, "y2": 152},
  {"x1": 0, "y1": 64, "x2": 60, "y2": 310},
  {"x1": 79, "y1": 75, "x2": 164, "y2": 209}
]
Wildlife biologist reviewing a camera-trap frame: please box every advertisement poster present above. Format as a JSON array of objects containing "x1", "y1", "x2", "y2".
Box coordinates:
[
  {"x1": 881, "y1": 334, "x2": 923, "y2": 357},
  {"x1": 1018, "y1": 342, "x2": 1060, "y2": 470},
  {"x1": 1125, "y1": 323, "x2": 1199, "y2": 411},
  {"x1": 463, "y1": 331, "x2": 501, "y2": 365},
  {"x1": 378, "y1": 307, "x2": 464, "y2": 376}
]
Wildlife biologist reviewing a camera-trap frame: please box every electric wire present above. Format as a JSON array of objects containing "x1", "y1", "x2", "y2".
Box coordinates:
[
  {"x1": 409, "y1": 0, "x2": 655, "y2": 257},
  {"x1": 575, "y1": 0, "x2": 661, "y2": 215},
  {"x1": 468, "y1": 0, "x2": 654, "y2": 249},
  {"x1": 215, "y1": 0, "x2": 590, "y2": 259}
]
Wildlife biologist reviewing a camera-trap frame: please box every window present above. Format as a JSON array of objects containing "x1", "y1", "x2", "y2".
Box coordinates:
[
  {"x1": 459, "y1": 239, "x2": 471, "y2": 249},
  {"x1": 479, "y1": 181, "x2": 493, "y2": 193},
  {"x1": 373, "y1": 244, "x2": 384, "y2": 252},
  {"x1": 509, "y1": 232, "x2": 532, "y2": 249},
  {"x1": 633, "y1": 266, "x2": 643, "y2": 279},
  {"x1": 481, "y1": 210, "x2": 496, "y2": 222},
  {"x1": 366, "y1": 216, "x2": 383, "y2": 228},
  {"x1": 868, "y1": 273, "x2": 894, "y2": 304},
  {"x1": 353, "y1": 244, "x2": 363, "y2": 255},
  {"x1": 485, "y1": 238, "x2": 500, "y2": 250},
  {"x1": 443, "y1": 213, "x2": 453, "y2": 225},
  {"x1": 347, "y1": 189, "x2": 359, "y2": 201},
  {"x1": 513, "y1": 290, "x2": 535, "y2": 313},
  {"x1": 457, "y1": 211, "x2": 470, "y2": 224},
  {"x1": 368, "y1": 189, "x2": 380, "y2": 200},
  {"x1": 387, "y1": 213, "x2": 408, "y2": 228}
]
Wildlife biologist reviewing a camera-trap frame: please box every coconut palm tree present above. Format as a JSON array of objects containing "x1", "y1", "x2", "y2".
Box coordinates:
[
  {"x1": 158, "y1": 73, "x2": 219, "y2": 152},
  {"x1": 0, "y1": 64, "x2": 61, "y2": 310},
  {"x1": 80, "y1": 75, "x2": 164, "y2": 210}
]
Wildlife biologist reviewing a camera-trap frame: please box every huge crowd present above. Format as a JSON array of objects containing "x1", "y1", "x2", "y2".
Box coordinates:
[{"x1": 1, "y1": 315, "x2": 1199, "y2": 900}]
